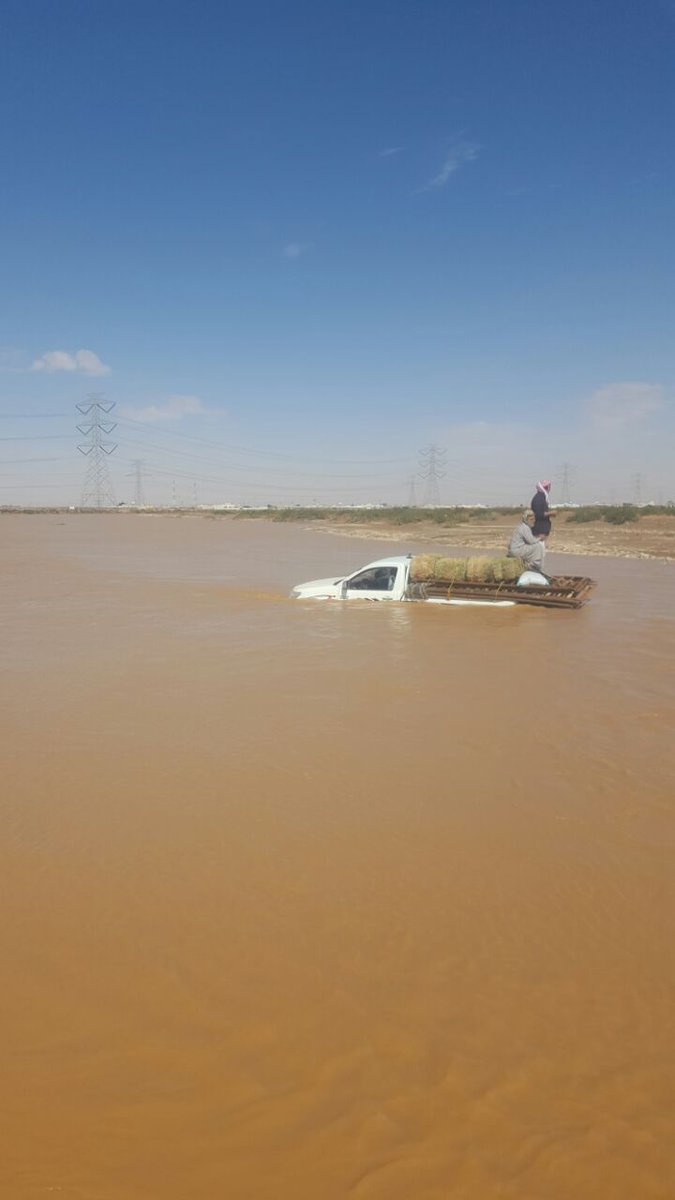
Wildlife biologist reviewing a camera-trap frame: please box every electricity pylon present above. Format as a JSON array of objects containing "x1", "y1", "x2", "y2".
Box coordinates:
[
  {"x1": 556, "y1": 462, "x2": 576, "y2": 505},
  {"x1": 127, "y1": 458, "x2": 147, "y2": 507},
  {"x1": 77, "y1": 397, "x2": 117, "y2": 507},
  {"x1": 418, "y1": 445, "x2": 446, "y2": 506}
]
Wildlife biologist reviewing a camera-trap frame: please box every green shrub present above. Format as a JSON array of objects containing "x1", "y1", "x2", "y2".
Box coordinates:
[
  {"x1": 377, "y1": 507, "x2": 423, "y2": 524},
  {"x1": 604, "y1": 504, "x2": 639, "y2": 525},
  {"x1": 566, "y1": 507, "x2": 604, "y2": 524},
  {"x1": 639, "y1": 504, "x2": 675, "y2": 516},
  {"x1": 430, "y1": 508, "x2": 465, "y2": 525}
]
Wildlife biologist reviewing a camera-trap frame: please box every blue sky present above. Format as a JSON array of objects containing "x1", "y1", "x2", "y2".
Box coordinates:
[{"x1": 1, "y1": 0, "x2": 673, "y2": 506}]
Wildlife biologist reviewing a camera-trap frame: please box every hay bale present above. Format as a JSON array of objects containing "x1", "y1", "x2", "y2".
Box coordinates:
[
  {"x1": 491, "y1": 556, "x2": 521, "y2": 583},
  {"x1": 502, "y1": 557, "x2": 522, "y2": 582},
  {"x1": 433, "y1": 556, "x2": 467, "y2": 582},
  {"x1": 466, "y1": 557, "x2": 492, "y2": 582},
  {"x1": 409, "y1": 555, "x2": 440, "y2": 582}
]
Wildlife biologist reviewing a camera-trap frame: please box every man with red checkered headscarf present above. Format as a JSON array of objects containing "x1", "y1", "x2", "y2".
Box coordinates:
[{"x1": 531, "y1": 480, "x2": 556, "y2": 539}]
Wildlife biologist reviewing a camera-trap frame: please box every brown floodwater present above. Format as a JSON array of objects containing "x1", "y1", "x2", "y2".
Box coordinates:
[{"x1": 1, "y1": 514, "x2": 674, "y2": 1199}]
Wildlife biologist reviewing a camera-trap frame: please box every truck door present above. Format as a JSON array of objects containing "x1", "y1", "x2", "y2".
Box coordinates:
[{"x1": 343, "y1": 565, "x2": 399, "y2": 600}]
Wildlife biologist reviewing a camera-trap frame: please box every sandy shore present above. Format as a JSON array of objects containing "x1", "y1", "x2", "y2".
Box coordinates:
[
  {"x1": 302, "y1": 512, "x2": 675, "y2": 561},
  {"x1": 4, "y1": 508, "x2": 675, "y2": 560}
]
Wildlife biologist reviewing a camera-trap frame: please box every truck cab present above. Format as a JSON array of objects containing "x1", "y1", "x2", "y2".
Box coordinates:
[{"x1": 291, "y1": 555, "x2": 411, "y2": 601}]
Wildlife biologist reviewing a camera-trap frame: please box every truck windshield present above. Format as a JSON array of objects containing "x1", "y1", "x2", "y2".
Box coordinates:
[{"x1": 347, "y1": 567, "x2": 397, "y2": 591}]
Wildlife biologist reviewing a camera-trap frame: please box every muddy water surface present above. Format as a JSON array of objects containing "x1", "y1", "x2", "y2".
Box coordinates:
[{"x1": 1, "y1": 515, "x2": 674, "y2": 1199}]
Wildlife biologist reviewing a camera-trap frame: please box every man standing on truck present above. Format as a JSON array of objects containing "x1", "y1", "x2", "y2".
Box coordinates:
[
  {"x1": 507, "y1": 512, "x2": 546, "y2": 572},
  {"x1": 531, "y1": 479, "x2": 556, "y2": 540}
]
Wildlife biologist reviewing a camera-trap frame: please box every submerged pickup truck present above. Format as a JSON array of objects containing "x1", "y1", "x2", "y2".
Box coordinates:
[{"x1": 291, "y1": 554, "x2": 596, "y2": 610}]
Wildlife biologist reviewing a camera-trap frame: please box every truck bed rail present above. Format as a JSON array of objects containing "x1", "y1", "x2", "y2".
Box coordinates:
[{"x1": 408, "y1": 575, "x2": 596, "y2": 610}]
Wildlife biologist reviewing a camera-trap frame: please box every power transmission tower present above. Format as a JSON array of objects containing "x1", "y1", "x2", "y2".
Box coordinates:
[
  {"x1": 418, "y1": 445, "x2": 446, "y2": 506},
  {"x1": 556, "y1": 462, "x2": 576, "y2": 505},
  {"x1": 126, "y1": 459, "x2": 147, "y2": 507},
  {"x1": 77, "y1": 397, "x2": 117, "y2": 507},
  {"x1": 407, "y1": 474, "x2": 418, "y2": 506},
  {"x1": 631, "y1": 473, "x2": 643, "y2": 506}
]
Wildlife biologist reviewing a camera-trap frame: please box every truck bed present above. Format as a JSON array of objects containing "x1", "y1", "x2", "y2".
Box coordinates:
[{"x1": 407, "y1": 575, "x2": 596, "y2": 610}]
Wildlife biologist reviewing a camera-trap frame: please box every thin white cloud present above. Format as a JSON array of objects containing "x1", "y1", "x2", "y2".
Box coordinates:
[
  {"x1": 379, "y1": 146, "x2": 403, "y2": 158},
  {"x1": 586, "y1": 382, "x2": 666, "y2": 430},
  {"x1": 282, "y1": 242, "x2": 312, "y2": 259},
  {"x1": 74, "y1": 349, "x2": 111, "y2": 376},
  {"x1": 419, "y1": 140, "x2": 480, "y2": 191},
  {"x1": 31, "y1": 348, "x2": 111, "y2": 376},
  {"x1": 121, "y1": 394, "x2": 206, "y2": 423}
]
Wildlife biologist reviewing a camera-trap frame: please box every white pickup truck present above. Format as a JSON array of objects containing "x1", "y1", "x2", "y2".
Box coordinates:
[
  {"x1": 291, "y1": 554, "x2": 595, "y2": 610},
  {"x1": 291, "y1": 554, "x2": 497, "y2": 604}
]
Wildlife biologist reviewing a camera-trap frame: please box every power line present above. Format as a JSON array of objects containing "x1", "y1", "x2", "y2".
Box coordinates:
[
  {"x1": 115, "y1": 417, "x2": 411, "y2": 464},
  {"x1": 115, "y1": 432, "x2": 409, "y2": 479},
  {"x1": 140, "y1": 462, "x2": 401, "y2": 494},
  {"x1": 0, "y1": 482, "x2": 80, "y2": 490},
  {"x1": 0, "y1": 456, "x2": 72, "y2": 465},
  {"x1": 0, "y1": 419, "x2": 412, "y2": 468}
]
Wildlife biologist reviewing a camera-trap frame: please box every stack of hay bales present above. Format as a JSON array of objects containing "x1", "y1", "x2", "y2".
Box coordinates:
[{"x1": 410, "y1": 555, "x2": 521, "y2": 585}]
